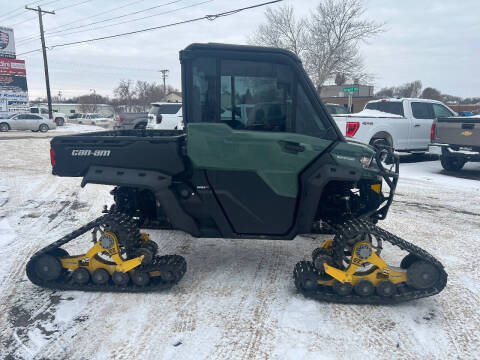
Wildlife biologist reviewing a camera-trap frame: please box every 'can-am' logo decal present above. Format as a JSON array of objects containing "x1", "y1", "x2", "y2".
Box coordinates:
[
  {"x1": 71, "y1": 149, "x2": 111, "y2": 156},
  {"x1": 0, "y1": 31, "x2": 9, "y2": 50}
]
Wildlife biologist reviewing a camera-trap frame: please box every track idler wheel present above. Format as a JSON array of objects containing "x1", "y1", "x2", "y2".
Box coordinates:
[
  {"x1": 407, "y1": 261, "x2": 440, "y2": 290},
  {"x1": 376, "y1": 280, "x2": 397, "y2": 297},
  {"x1": 332, "y1": 280, "x2": 353, "y2": 296},
  {"x1": 131, "y1": 270, "x2": 150, "y2": 287},
  {"x1": 92, "y1": 269, "x2": 110, "y2": 285},
  {"x1": 72, "y1": 268, "x2": 90, "y2": 284},
  {"x1": 400, "y1": 254, "x2": 421, "y2": 269},
  {"x1": 293, "y1": 261, "x2": 319, "y2": 291},
  {"x1": 112, "y1": 271, "x2": 130, "y2": 286},
  {"x1": 34, "y1": 254, "x2": 62, "y2": 281},
  {"x1": 354, "y1": 279, "x2": 375, "y2": 297}
]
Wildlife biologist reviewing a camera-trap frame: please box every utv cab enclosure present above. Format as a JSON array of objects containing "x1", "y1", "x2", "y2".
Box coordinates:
[{"x1": 50, "y1": 43, "x2": 396, "y2": 240}]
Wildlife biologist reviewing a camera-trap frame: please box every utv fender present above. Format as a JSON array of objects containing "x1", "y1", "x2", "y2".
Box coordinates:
[
  {"x1": 81, "y1": 166, "x2": 200, "y2": 236},
  {"x1": 297, "y1": 153, "x2": 362, "y2": 233}
]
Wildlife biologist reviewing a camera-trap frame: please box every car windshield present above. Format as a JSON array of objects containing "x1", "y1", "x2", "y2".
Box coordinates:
[
  {"x1": 365, "y1": 101, "x2": 404, "y2": 116},
  {"x1": 149, "y1": 104, "x2": 182, "y2": 115},
  {"x1": 8, "y1": 114, "x2": 17, "y2": 118}
]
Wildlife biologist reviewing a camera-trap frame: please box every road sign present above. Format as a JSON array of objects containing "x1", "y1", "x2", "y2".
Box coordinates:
[{"x1": 343, "y1": 86, "x2": 359, "y2": 93}]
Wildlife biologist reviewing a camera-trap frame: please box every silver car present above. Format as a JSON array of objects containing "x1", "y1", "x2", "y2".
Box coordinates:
[{"x1": 0, "y1": 113, "x2": 56, "y2": 132}]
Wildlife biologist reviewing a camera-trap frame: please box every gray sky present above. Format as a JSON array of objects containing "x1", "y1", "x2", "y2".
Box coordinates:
[{"x1": 3, "y1": 0, "x2": 479, "y2": 100}]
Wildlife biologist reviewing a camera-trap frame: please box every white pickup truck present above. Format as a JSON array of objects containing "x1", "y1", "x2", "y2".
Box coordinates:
[
  {"x1": 333, "y1": 98, "x2": 456, "y2": 153},
  {"x1": 30, "y1": 106, "x2": 67, "y2": 126}
]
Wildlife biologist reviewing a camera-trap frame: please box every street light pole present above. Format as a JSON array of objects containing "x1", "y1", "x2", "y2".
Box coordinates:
[{"x1": 90, "y1": 89, "x2": 97, "y2": 112}]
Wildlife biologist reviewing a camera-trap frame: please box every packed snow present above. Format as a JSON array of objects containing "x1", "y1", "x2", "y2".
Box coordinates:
[{"x1": 0, "y1": 135, "x2": 479, "y2": 359}]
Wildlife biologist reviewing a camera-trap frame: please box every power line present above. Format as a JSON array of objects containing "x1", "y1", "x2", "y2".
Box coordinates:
[
  {"x1": 16, "y1": 0, "x2": 156, "y2": 44},
  {"x1": 55, "y1": 0, "x2": 93, "y2": 12},
  {"x1": 17, "y1": 0, "x2": 284, "y2": 56},
  {"x1": 0, "y1": 0, "x2": 53, "y2": 23},
  {"x1": 38, "y1": 0, "x2": 186, "y2": 38},
  {"x1": 33, "y1": 0, "x2": 214, "y2": 42},
  {"x1": 6, "y1": 0, "x2": 62, "y2": 26}
]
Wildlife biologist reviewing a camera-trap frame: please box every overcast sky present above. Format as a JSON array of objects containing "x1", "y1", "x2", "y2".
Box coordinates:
[{"x1": 3, "y1": 0, "x2": 479, "y2": 100}]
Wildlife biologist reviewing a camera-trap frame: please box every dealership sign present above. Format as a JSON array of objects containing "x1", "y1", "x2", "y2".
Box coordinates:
[
  {"x1": 0, "y1": 58, "x2": 25, "y2": 74},
  {"x1": 0, "y1": 26, "x2": 15, "y2": 59}
]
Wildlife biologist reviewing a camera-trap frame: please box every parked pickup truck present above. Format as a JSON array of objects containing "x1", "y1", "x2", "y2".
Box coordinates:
[
  {"x1": 114, "y1": 112, "x2": 148, "y2": 130},
  {"x1": 333, "y1": 98, "x2": 456, "y2": 153},
  {"x1": 429, "y1": 116, "x2": 480, "y2": 170}
]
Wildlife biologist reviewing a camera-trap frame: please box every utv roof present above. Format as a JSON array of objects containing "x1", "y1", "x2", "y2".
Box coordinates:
[{"x1": 182, "y1": 43, "x2": 302, "y2": 64}]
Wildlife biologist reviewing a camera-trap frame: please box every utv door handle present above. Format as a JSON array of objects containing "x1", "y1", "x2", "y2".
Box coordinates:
[
  {"x1": 279, "y1": 141, "x2": 305, "y2": 154},
  {"x1": 414, "y1": 124, "x2": 421, "y2": 127}
]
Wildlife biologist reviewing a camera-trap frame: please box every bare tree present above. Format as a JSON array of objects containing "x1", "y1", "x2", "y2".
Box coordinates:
[
  {"x1": 250, "y1": 1, "x2": 383, "y2": 90},
  {"x1": 249, "y1": 6, "x2": 307, "y2": 57},
  {"x1": 421, "y1": 87, "x2": 443, "y2": 101},
  {"x1": 114, "y1": 79, "x2": 136, "y2": 111},
  {"x1": 394, "y1": 80, "x2": 422, "y2": 98}
]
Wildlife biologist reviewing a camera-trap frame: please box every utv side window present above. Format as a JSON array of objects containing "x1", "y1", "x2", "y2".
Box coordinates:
[
  {"x1": 295, "y1": 84, "x2": 326, "y2": 137},
  {"x1": 191, "y1": 57, "x2": 217, "y2": 123},
  {"x1": 220, "y1": 60, "x2": 293, "y2": 131}
]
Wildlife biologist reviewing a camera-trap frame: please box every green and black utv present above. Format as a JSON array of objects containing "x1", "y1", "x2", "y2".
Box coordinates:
[{"x1": 27, "y1": 43, "x2": 446, "y2": 304}]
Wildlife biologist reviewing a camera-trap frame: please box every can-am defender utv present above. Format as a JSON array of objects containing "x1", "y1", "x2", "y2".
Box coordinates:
[{"x1": 27, "y1": 43, "x2": 446, "y2": 304}]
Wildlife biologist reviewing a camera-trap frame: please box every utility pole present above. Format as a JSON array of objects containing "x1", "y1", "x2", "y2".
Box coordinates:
[
  {"x1": 159, "y1": 69, "x2": 169, "y2": 95},
  {"x1": 25, "y1": 5, "x2": 55, "y2": 120}
]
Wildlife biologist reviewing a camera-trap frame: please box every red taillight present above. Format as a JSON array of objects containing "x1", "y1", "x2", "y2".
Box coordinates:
[
  {"x1": 118, "y1": 115, "x2": 123, "y2": 123},
  {"x1": 156, "y1": 114, "x2": 162, "y2": 124},
  {"x1": 346, "y1": 121, "x2": 360, "y2": 137},
  {"x1": 430, "y1": 123, "x2": 436, "y2": 142},
  {"x1": 50, "y1": 148, "x2": 56, "y2": 166}
]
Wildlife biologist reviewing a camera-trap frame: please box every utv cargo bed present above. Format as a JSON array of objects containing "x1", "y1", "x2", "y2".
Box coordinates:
[{"x1": 50, "y1": 129, "x2": 186, "y2": 177}]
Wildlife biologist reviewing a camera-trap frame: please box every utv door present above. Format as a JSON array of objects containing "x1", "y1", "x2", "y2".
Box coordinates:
[{"x1": 183, "y1": 49, "x2": 339, "y2": 236}]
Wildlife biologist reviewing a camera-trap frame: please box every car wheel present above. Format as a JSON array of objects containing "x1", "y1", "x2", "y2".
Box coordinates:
[
  {"x1": 0, "y1": 123, "x2": 9, "y2": 132},
  {"x1": 56, "y1": 117, "x2": 65, "y2": 126},
  {"x1": 440, "y1": 154, "x2": 465, "y2": 171},
  {"x1": 134, "y1": 123, "x2": 146, "y2": 130},
  {"x1": 39, "y1": 124, "x2": 49, "y2": 132},
  {"x1": 91, "y1": 121, "x2": 96, "y2": 125}
]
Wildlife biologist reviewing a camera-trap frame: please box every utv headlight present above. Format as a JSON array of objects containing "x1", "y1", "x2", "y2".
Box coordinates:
[{"x1": 359, "y1": 155, "x2": 373, "y2": 168}]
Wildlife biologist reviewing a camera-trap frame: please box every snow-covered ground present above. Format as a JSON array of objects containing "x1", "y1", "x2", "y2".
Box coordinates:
[{"x1": 0, "y1": 136, "x2": 479, "y2": 360}]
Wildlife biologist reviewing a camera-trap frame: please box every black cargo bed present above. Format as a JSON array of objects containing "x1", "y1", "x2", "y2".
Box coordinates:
[{"x1": 51, "y1": 129, "x2": 186, "y2": 177}]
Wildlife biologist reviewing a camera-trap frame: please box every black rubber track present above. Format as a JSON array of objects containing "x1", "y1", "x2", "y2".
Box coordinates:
[
  {"x1": 26, "y1": 211, "x2": 186, "y2": 293},
  {"x1": 294, "y1": 218, "x2": 448, "y2": 304}
]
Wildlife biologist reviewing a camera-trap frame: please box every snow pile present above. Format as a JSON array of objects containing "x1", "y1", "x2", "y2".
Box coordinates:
[
  {"x1": 351, "y1": 108, "x2": 403, "y2": 118},
  {"x1": 53, "y1": 123, "x2": 105, "y2": 133}
]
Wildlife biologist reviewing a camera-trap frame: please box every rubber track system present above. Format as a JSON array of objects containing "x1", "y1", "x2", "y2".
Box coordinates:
[
  {"x1": 26, "y1": 212, "x2": 186, "y2": 293},
  {"x1": 294, "y1": 219, "x2": 447, "y2": 304}
]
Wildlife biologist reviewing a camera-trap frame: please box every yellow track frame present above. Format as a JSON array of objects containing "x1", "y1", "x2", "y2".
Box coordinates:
[
  {"x1": 59, "y1": 232, "x2": 144, "y2": 275},
  {"x1": 316, "y1": 240, "x2": 407, "y2": 286}
]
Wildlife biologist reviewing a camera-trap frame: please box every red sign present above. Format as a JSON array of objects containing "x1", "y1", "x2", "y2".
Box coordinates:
[{"x1": 0, "y1": 58, "x2": 25, "y2": 75}]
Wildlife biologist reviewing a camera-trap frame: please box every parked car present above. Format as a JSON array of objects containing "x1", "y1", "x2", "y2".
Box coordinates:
[
  {"x1": 78, "y1": 113, "x2": 114, "y2": 127},
  {"x1": 325, "y1": 103, "x2": 350, "y2": 115},
  {"x1": 0, "y1": 113, "x2": 56, "y2": 132},
  {"x1": 69, "y1": 113, "x2": 82, "y2": 120},
  {"x1": 30, "y1": 106, "x2": 67, "y2": 126},
  {"x1": 147, "y1": 102, "x2": 183, "y2": 130},
  {"x1": 429, "y1": 115, "x2": 480, "y2": 171},
  {"x1": 333, "y1": 98, "x2": 456, "y2": 153},
  {"x1": 114, "y1": 112, "x2": 148, "y2": 130}
]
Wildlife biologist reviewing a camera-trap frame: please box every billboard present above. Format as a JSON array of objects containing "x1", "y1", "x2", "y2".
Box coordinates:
[
  {"x1": 0, "y1": 26, "x2": 15, "y2": 59},
  {"x1": 0, "y1": 58, "x2": 25, "y2": 75},
  {"x1": 0, "y1": 74, "x2": 28, "y2": 92}
]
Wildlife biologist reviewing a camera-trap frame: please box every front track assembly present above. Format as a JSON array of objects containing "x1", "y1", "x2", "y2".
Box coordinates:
[
  {"x1": 26, "y1": 211, "x2": 186, "y2": 292},
  {"x1": 294, "y1": 219, "x2": 447, "y2": 304}
]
